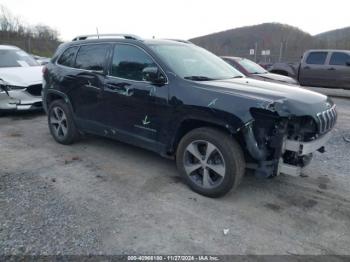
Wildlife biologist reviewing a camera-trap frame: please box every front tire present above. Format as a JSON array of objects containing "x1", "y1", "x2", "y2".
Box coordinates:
[
  {"x1": 176, "y1": 127, "x2": 245, "y2": 198},
  {"x1": 48, "y1": 99, "x2": 79, "y2": 145}
]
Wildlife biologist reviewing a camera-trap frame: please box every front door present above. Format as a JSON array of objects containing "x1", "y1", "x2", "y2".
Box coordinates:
[
  {"x1": 299, "y1": 51, "x2": 329, "y2": 87},
  {"x1": 101, "y1": 43, "x2": 170, "y2": 151},
  {"x1": 328, "y1": 51, "x2": 350, "y2": 89}
]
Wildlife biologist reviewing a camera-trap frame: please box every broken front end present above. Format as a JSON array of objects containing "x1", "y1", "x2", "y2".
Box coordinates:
[
  {"x1": 0, "y1": 80, "x2": 42, "y2": 111},
  {"x1": 242, "y1": 104, "x2": 337, "y2": 177}
]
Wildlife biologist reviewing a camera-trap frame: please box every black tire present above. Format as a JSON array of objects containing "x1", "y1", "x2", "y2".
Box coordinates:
[
  {"x1": 176, "y1": 127, "x2": 245, "y2": 198},
  {"x1": 48, "y1": 99, "x2": 79, "y2": 145},
  {"x1": 301, "y1": 153, "x2": 313, "y2": 168}
]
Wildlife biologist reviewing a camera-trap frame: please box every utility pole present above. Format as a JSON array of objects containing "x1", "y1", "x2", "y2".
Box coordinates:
[
  {"x1": 28, "y1": 37, "x2": 31, "y2": 53},
  {"x1": 279, "y1": 41, "x2": 283, "y2": 62},
  {"x1": 254, "y1": 42, "x2": 258, "y2": 62}
]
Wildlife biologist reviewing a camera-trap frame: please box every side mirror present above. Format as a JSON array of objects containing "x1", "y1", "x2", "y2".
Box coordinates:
[
  {"x1": 142, "y1": 67, "x2": 166, "y2": 85},
  {"x1": 346, "y1": 60, "x2": 350, "y2": 66}
]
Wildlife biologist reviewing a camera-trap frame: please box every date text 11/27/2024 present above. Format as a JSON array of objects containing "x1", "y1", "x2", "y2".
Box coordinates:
[{"x1": 127, "y1": 255, "x2": 220, "y2": 261}]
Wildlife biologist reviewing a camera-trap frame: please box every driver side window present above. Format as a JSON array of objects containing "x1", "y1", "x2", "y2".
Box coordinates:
[{"x1": 110, "y1": 44, "x2": 156, "y2": 81}]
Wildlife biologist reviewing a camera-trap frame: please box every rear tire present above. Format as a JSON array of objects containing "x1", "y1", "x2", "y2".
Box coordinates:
[
  {"x1": 48, "y1": 99, "x2": 79, "y2": 145},
  {"x1": 176, "y1": 127, "x2": 245, "y2": 198}
]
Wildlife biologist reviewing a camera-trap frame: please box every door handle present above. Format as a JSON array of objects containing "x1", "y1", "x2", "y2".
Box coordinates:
[
  {"x1": 328, "y1": 68, "x2": 336, "y2": 71},
  {"x1": 106, "y1": 83, "x2": 134, "y2": 96},
  {"x1": 85, "y1": 81, "x2": 100, "y2": 90},
  {"x1": 304, "y1": 66, "x2": 310, "y2": 70}
]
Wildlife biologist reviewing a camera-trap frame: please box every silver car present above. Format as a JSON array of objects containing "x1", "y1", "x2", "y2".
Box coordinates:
[{"x1": 0, "y1": 45, "x2": 43, "y2": 112}]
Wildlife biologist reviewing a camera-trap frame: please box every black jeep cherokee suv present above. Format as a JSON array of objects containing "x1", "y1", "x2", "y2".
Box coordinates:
[{"x1": 43, "y1": 34, "x2": 337, "y2": 197}]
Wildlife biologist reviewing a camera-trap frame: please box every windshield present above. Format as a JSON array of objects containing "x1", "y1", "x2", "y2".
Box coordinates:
[
  {"x1": 150, "y1": 44, "x2": 243, "y2": 80},
  {"x1": 0, "y1": 49, "x2": 39, "y2": 68},
  {"x1": 237, "y1": 58, "x2": 267, "y2": 74}
]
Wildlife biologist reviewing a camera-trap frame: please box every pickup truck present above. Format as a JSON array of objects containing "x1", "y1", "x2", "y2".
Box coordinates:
[{"x1": 269, "y1": 49, "x2": 350, "y2": 89}]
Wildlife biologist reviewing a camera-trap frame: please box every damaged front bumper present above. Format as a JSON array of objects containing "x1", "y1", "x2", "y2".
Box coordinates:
[
  {"x1": 243, "y1": 114, "x2": 335, "y2": 178},
  {"x1": 278, "y1": 131, "x2": 333, "y2": 176},
  {"x1": 283, "y1": 131, "x2": 332, "y2": 156},
  {"x1": 0, "y1": 90, "x2": 42, "y2": 111}
]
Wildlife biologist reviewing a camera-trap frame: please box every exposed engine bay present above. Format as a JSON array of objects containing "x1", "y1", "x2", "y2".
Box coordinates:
[{"x1": 242, "y1": 106, "x2": 337, "y2": 177}]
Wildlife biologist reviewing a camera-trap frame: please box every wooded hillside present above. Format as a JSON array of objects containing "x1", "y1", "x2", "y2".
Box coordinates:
[
  {"x1": 0, "y1": 5, "x2": 61, "y2": 57},
  {"x1": 315, "y1": 26, "x2": 350, "y2": 50},
  {"x1": 190, "y1": 23, "x2": 350, "y2": 63}
]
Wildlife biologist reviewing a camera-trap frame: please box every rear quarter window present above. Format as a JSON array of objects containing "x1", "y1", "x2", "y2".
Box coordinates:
[
  {"x1": 305, "y1": 52, "x2": 328, "y2": 65},
  {"x1": 57, "y1": 46, "x2": 78, "y2": 67}
]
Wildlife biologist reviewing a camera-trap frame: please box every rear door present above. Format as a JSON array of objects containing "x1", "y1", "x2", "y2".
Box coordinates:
[
  {"x1": 328, "y1": 51, "x2": 350, "y2": 89},
  {"x1": 69, "y1": 43, "x2": 111, "y2": 132},
  {"x1": 299, "y1": 51, "x2": 329, "y2": 87},
  {"x1": 55, "y1": 45, "x2": 80, "y2": 99}
]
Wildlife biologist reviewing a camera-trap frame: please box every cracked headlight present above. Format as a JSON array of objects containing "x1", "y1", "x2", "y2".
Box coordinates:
[
  {"x1": 0, "y1": 79, "x2": 8, "y2": 93},
  {"x1": 6, "y1": 85, "x2": 26, "y2": 90},
  {"x1": 0, "y1": 80, "x2": 25, "y2": 92}
]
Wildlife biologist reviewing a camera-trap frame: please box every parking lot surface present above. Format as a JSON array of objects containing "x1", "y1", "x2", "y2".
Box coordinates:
[{"x1": 1, "y1": 98, "x2": 350, "y2": 255}]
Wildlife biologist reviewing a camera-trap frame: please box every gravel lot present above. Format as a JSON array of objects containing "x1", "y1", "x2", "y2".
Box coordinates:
[{"x1": 0, "y1": 98, "x2": 350, "y2": 255}]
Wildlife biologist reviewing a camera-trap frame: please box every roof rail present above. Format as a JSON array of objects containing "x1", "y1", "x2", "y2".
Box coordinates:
[
  {"x1": 72, "y1": 34, "x2": 142, "y2": 41},
  {"x1": 165, "y1": 39, "x2": 193, "y2": 44}
]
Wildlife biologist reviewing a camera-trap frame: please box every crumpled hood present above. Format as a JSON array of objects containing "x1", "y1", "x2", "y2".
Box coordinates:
[
  {"x1": 0, "y1": 66, "x2": 43, "y2": 87},
  {"x1": 199, "y1": 78, "x2": 331, "y2": 117}
]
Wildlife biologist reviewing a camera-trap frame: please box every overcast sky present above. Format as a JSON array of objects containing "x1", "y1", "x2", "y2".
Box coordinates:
[{"x1": 0, "y1": 0, "x2": 349, "y2": 41}]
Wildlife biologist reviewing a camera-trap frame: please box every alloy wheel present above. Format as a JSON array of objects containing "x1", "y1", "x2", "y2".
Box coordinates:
[
  {"x1": 183, "y1": 140, "x2": 226, "y2": 189},
  {"x1": 50, "y1": 106, "x2": 68, "y2": 139}
]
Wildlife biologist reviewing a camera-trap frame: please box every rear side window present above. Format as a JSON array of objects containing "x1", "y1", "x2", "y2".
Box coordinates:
[
  {"x1": 75, "y1": 44, "x2": 109, "y2": 71},
  {"x1": 110, "y1": 44, "x2": 156, "y2": 81},
  {"x1": 329, "y1": 52, "x2": 350, "y2": 66},
  {"x1": 306, "y1": 52, "x2": 328, "y2": 65},
  {"x1": 57, "y1": 46, "x2": 78, "y2": 67}
]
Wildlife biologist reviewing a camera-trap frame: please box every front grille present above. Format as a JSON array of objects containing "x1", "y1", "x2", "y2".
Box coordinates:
[
  {"x1": 316, "y1": 105, "x2": 337, "y2": 134},
  {"x1": 26, "y1": 84, "x2": 42, "y2": 96}
]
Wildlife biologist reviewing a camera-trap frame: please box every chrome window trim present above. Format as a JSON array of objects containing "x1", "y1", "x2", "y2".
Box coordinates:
[
  {"x1": 55, "y1": 42, "x2": 169, "y2": 85},
  {"x1": 56, "y1": 42, "x2": 112, "y2": 72}
]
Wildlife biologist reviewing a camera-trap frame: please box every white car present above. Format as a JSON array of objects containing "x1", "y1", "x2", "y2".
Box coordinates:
[
  {"x1": 32, "y1": 54, "x2": 51, "y2": 65},
  {"x1": 0, "y1": 45, "x2": 43, "y2": 111}
]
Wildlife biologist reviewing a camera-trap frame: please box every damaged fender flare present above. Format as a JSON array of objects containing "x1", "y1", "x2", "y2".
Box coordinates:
[
  {"x1": 169, "y1": 116, "x2": 246, "y2": 154},
  {"x1": 44, "y1": 90, "x2": 74, "y2": 114}
]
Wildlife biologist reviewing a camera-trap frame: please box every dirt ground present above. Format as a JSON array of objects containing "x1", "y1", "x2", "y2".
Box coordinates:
[{"x1": 1, "y1": 98, "x2": 350, "y2": 255}]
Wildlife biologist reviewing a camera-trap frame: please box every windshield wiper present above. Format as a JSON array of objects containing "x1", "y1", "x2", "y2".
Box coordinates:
[
  {"x1": 251, "y1": 71, "x2": 267, "y2": 75},
  {"x1": 184, "y1": 76, "x2": 215, "y2": 81},
  {"x1": 231, "y1": 76, "x2": 244, "y2": 78}
]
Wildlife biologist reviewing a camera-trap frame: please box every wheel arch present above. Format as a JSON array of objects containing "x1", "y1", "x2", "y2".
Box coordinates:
[
  {"x1": 168, "y1": 117, "x2": 245, "y2": 156},
  {"x1": 44, "y1": 90, "x2": 74, "y2": 114}
]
